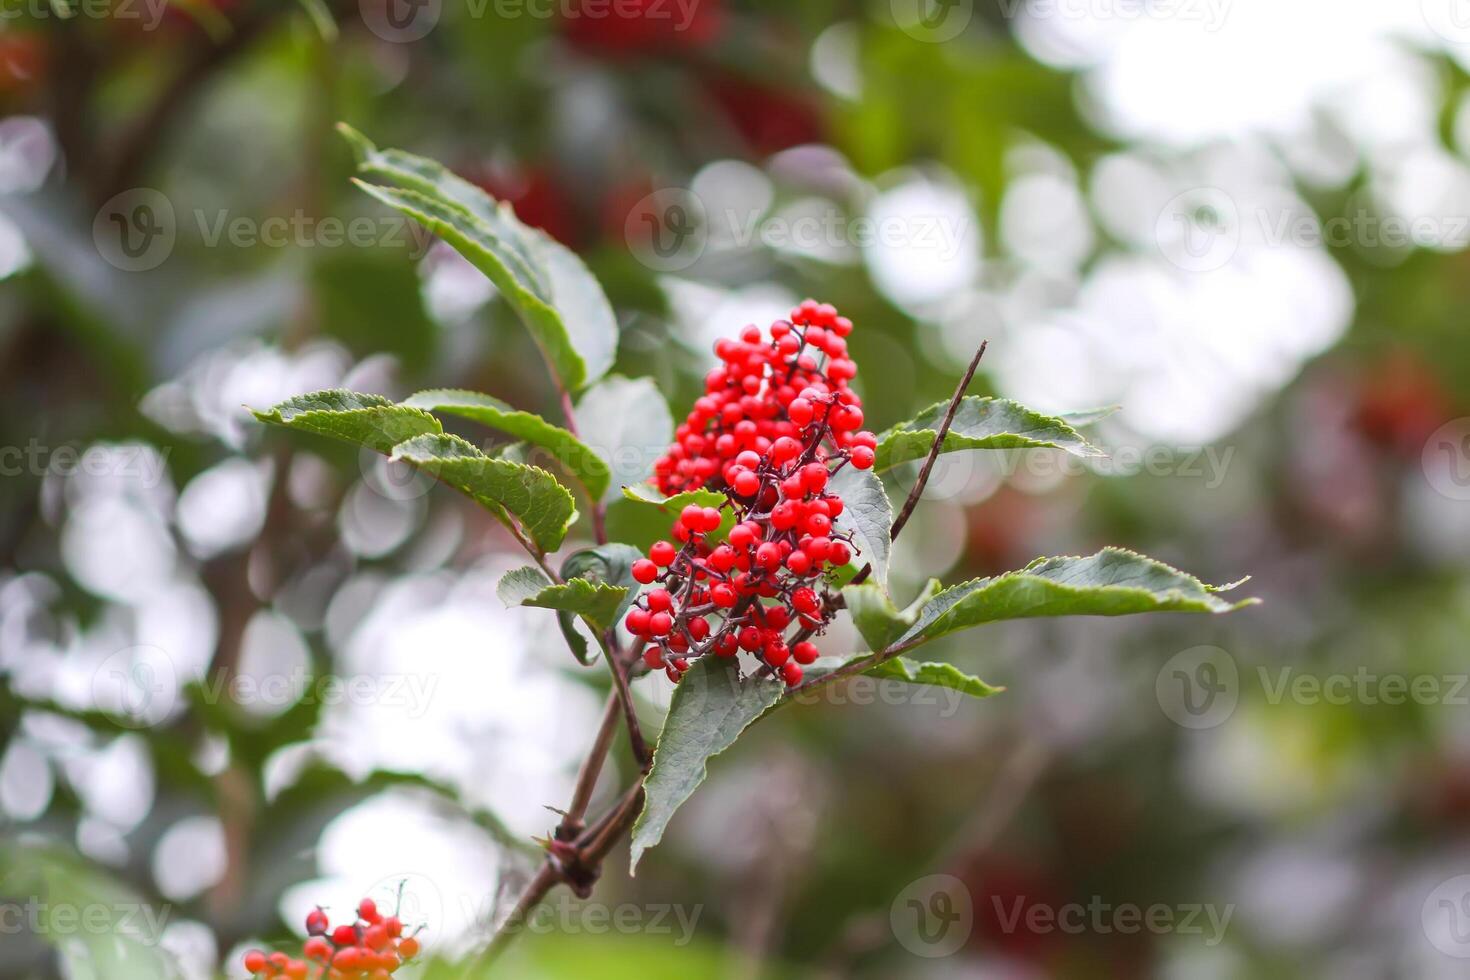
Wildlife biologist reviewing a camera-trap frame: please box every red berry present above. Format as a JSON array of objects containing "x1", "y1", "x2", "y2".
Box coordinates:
[
  {"x1": 733, "y1": 469, "x2": 760, "y2": 496},
  {"x1": 786, "y1": 550, "x2": 812, "y2": 575},
  {"x1": 332, "y1": 925, "x2": 358, "y2": 946},
  {"x1": 804, "y1": 513, "x2": 832, "y2": 536},
  {"x1": 770, "y1": 501, "x2": 798, "y2": 531},
  {"x1": 632, "y1": 559, "x2": 658, "y2": 584},
  {"x1": 781, "y1": 661, "x2": 804, "y2": 686},
  {"x1": 643, "y1": 646, "x2": 664, "y2": 669},
  {"x1": 304, "y1": 937, "x2": 332, "y2": 961},
  {"x1": 305, "y1": 908, "x2": 328, "y2": 936},
  {"x1": 358, "y1": 898, "x2": 378, "y2": 922},
  {"x1": 626, "y1": 608, "x2": 651, "y2": 634},
  {"x1": 728, "y1": 523, "x2": 757, "y2": 549},
  {"x1": 792, "y1": 587, "x2": 820, "y2": 616},
  {"x1": 793, "y1": 641, "x2": 819, "y2": 664},
  {"x1": 801, "y1": 462, "x2": 829, "y2": 492},
  {"x1": 850, "y1": 445, "x2": 875, "y2": 469},
  {"x1": 649, "y1": 612, "x2": 673, "y2": 636},
  {"x1": 646, "y1": 588, "x2": 673, "y2": 612},
  {"x1": 649, "y1": 540, "x2": 677, "y2": 566},
  {"x1": 711, "y1": 583, "x2": 738, "y2": 607},
  {"x1": 244, "y1": 951, "x2": 267, "y2": 973}
]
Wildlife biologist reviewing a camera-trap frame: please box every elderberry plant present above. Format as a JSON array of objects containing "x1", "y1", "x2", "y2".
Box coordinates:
[{"x1": 246, "y1": 126, "x2": 1257, "y2": 971}]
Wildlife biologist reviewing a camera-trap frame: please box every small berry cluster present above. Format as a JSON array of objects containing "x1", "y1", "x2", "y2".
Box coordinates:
[
  {"x1": 635, "y1": 301, "x2": 878, "y2": 688},
  {"x1": 242, "y1": 898, "x2": 421, "y2": 979}
]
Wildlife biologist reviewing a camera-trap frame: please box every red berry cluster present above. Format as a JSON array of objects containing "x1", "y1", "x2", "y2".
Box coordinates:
[
  {"x1": 242, "y1": 898, "x2": 421, "y2": 979},
  {"x1": 634, "y1": 301, "x2": 878, "y2": 688}
]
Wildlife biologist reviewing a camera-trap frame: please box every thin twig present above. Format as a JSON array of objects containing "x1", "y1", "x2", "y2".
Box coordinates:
[
  {"x1": 604, "y1": 636, "x2": 651, "y2": 768},
  {"x1": 477, "y1": 779, "x2": 645, "y2": 969},
  {"x1": 479, "y1": 863, "x2": 560, "y2": 965},
  {"x1": 888, "y1": 340, "x2": 987, "y2": 543},
  {"x1": 848, "y1": 341, "x2": 987, "y2": 587},
  {"x1": 557, "y1": 692, "x2": 623, "y2": 839},
  {"x1": 578, "y1": 780, "x2": 646, "y2": 862}
]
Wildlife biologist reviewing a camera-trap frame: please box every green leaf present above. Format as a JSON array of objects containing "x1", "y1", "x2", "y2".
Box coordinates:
[
  {"x1": 253, "y1": 389, "x2": 441, "y2": 454},
  {"x1": 843, "y1": 578, "x2": 943, "y2": 652},
  {"x1": 560, "y1": 543, "x2": 644, "y2": 619},
  {"x1": 875, "y1": 396, "x2": 1105, "y2": 473},
  {"x1": 497, "y1": 566, "x2": 555, "y2": 604},
  {"x1": 537, "y1": 231, "x2": 619, "y2": 386},
  {"x1": 829, "y1": 465, "x2": 894, "y2": 590},
  {"x1": 575, "y1": 376, "x2": 674, "y2": 503},
  {"x1": 497, "y1": 565, "x2": 629, "y2": 631},
  {"x1": 340, "y1": 124, "x2": 548, "y2": 294},
  {"x1": 405, "y1": 389, "x2": 611, "y2": 499},
  {"x1": 555, "y1": 544, "x2": 645, "y2": 663},
  {"x1": 865, "y1": 658, "x2": 1003, "y2": 699},
  {"x1": 0, "y1": 840, "x2": 183, "y2": 979},
  {"x1": 390, "y1": 433, "x2": 576, "y2": 553},
  {"x1": 340, "y1": 125, "x2": 616, "y2": 390},
  {"x1": 621, "y1": 483, "x2": 726, "y2": 511},
  {"x1": 899, "y1": 547, "x2": 1256, "y2": 648},
  {"x1": 630, "y1": 657, "x2": 784, "y2": 872}
]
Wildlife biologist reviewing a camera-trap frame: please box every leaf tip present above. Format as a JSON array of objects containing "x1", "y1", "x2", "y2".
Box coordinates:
[{"x1": 336, "y1": 122, "x2": 375, "y2": 162}]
